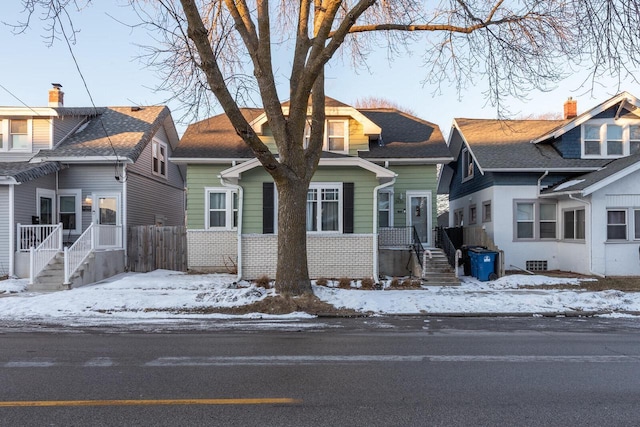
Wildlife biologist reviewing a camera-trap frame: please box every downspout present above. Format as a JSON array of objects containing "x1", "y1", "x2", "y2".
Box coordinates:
[
  {"x1": 220, "y1": 175, "x2": 243, "y2": 282},
  {"x1": 537, "y1": 170, "x2": 549, "y2": 197},
  {"x1": 8, "y1": 184, "x2": 15, "y2": 277},
  {"x1": 122, "y1": 164, "x2": 128, "y2": 261},
  {"x1": 372, "y1": 176, "x2": 396, "y2": 282},
  {"x1": 568, "y1": 194, "x2": 602, "y2": 277}
]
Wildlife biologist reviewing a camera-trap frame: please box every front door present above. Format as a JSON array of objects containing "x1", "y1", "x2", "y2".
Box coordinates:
[
  {"x1": 93, "y1": 194, "x2": 122, "y2": 248},
  {"x1": 36, "y1": 188, "x2": 56, "y2": 225},
  {"x1": 407, "y1": 191, "x2": 432, "y2": 247}
]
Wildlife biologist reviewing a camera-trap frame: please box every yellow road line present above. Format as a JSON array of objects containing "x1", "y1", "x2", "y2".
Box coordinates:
[{"x1": 0, "y1": 398, "x2": 301, "y2": 407}]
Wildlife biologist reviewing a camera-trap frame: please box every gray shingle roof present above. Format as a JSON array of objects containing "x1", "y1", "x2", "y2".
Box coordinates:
[
  {"x1": 33, "y1": 106, "x2": 171, "y2": 162},
  {"x1": 359, "y1": 109, "x2": 450, "y2": 159},
  {"x1": 455, "y1": 118, "x2": 609, "y2": 170},
  {"x1": 172, "y1": 108, "x2": 263, "y2": 159},
  {"x1": 543, "y1": 152, "x2": 640, "y2": 194},
  {"x1": 173, "y1": 103, "x2": 450, "y2": 161},
  {"x1": 0, "y1": 161, "x2": 63, "y2": 183}
]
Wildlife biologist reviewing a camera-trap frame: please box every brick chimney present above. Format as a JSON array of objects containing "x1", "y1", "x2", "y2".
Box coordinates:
[
  {"x1": 48, "y1": 83, "x2": 64, "y2": 107},
  {"x1": 564, "y1": 97, "x2": 577, "y2": 119}
]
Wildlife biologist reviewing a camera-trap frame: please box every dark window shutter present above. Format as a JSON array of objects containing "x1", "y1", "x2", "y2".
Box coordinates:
[
  {"x1": 343, "y1": 182, "x2": 354, "y2": 234},
  {"x1": 263, "y1": 182, "x2": 275, "y2": 234}
]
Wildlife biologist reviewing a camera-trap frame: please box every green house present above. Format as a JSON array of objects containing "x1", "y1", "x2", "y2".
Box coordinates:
[{"x1": 171, "y1": 97, "x2": 452, "y2": 280}]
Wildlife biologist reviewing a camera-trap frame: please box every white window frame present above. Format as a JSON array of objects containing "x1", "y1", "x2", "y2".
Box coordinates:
[
  {"x1": 152, "y1": 139, "x2": 168, "y2": 178},
  {"x1": 0, "y1": 118, "x2": 32, "y2": 152},
  {"x1": 378, "y1": 189, "x2": 394, "y2": 228},
  {"x1": 514, "y1": 200, "x2": 557, "y2": 241},
  {"x1": 303, "y1": 119, "x2": 349, "y2": 154},
  {"x1": 306, "y1": 182, "x2": 343, "y2": 233},
  {"x1": 581, "y1": 119, "x2": 640, "y2": 159},
  {"x1": 205, "y1": 188, "x2": 238, "y2": 230},
  {"x1": 461, "y1": 147, "x2": 474, "y2": 181},
  {"x1": 606, "y1": 209, "x2": 627, "y2": 241},
  {"x1": 58, "y1": 189, "x2": 82, "y2": 234}
]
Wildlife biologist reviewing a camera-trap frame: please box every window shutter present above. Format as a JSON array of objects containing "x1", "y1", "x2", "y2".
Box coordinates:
[
  {"x1": 263, "y1": 182, "x2": 275, "y2": 234},
  {"x1": 343, "y1": 182, "x2": 354, "y2": 234}
]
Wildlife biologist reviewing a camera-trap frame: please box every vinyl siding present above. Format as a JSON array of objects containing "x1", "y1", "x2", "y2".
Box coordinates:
[
  {"x1": 0, "y1": 187, "x2": 10, "y2": 273},
  {"x1": 186, "y1": 164, "x2": 232, "y2": 229},
  {"x1": 13, "y1": 175, "x2": 56, "y2": 226},
  {"x1": 126, "y1": 126, "x2": 185, "y2": 226},
  {"x1": 32, "y1": 118, "x2": 51, "y2": 151},
  {"x1": 58, "y1": 165, "x2": 124, "y2": 233},
  {"x1": 390, "y1": 164, "x2": 439, "y2": 227}
]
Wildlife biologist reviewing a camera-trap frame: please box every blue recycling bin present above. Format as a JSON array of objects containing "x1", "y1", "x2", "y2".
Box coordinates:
[{"x1": 469, "y1": 248, "x2": 497, "y2": 281}]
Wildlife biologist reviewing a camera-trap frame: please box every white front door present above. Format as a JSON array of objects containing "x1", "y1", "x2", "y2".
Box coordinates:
[
  {"x1": 36, "y1": 188, "x2": 56, "y2": 225},
  {"x1": 406, "y1": 191, "x2": 432, "y2": 247},
  {"x1": 93, "y1": 194, "x2": 122, "y2": 248}
]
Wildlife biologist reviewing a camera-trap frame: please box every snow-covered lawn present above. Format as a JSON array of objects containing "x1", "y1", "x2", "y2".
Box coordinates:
[{"x1": 0, "y1": 270, "x2": 639, "y2": 326}]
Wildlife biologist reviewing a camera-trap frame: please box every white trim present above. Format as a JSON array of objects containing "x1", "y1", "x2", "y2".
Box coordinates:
[
  {"x1": 250, "y1": 105, "x2": 381, "y2": 135},
  {"x1": 36, "y1": 188, "x2": 56, "y2": 224},
  {"x1": 532, "y1": 91, "x2": 640, "y2": 143},
  {"x1": 584, "y1": 161, "x2": 640, "y2": 196},
  {"x1": 204, "y1": 187, "x2": 238, "y2": 231},
  {"x1": 580, "y1": 119, "x2": 640, "y2": 159},
  {"x1": 219, "y1": 177, "x2": 244, "y2": 281},
  {"x1": 483, "y1": 167, "x2": 601, "y2": 172},
  {"x1": 169, "y1": 157, "x2": 250, "y2": 164},
  {"x1": 57, "y1": 189, "x2": 82, "y2": 234},
  {"x1": 373, "y1": 178, "x2": 396, "y2": 280},
  {"x1": 0, "y1": 107, "x2": 58, "y2": 116},
  {"x1": 30, "y1": 156, "x2": 134, "y2": 163},
  {"x1": 367, "y1": 157, "x2": 454, "y2": 165},
  {"x1": 306, "y1": 182, "x2": 343, "y2": 233},
  {"x1": 0, "y1": 118, "x2": 33, "y2": 153},
  {"x1": 219, "y1": 156, "x2": 397, "y2": 179}
]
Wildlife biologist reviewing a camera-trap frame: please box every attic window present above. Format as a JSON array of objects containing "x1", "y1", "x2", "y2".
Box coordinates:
[
  {"x1": 303, "y1": 119, "x2": 349, "y2": 153},
  {"x1": 461, "y1": 148, "x2": 474, "y2": 181},
  {"x1": 582, "y1": 120, "x2": 640, "y2": 158},
  {"x1": 152, "y1": 139, "x2": 168, "y2": 178}
]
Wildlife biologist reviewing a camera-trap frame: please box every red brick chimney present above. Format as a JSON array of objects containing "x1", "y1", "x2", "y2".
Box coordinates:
[
  {"x1": 564, "y1": 97, "x2": 577, "y2": 119},
  {"x1": 48, "y1": 83, "x2": 64, "y2": 107}
]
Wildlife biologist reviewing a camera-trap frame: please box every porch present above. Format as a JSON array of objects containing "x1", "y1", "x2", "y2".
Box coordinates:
[{"x1": 15, "y1": 223, "x2": 125, "y2": 290}]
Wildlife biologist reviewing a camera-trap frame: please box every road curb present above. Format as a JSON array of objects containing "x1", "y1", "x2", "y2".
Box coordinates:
[{"x1": 317, "y1": 310, "x2": 640, "y2": 318}]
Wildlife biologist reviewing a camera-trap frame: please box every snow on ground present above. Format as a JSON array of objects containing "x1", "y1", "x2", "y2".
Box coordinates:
[{"x1": 0, "y1": 270, "x2": 638, "y2": 326}]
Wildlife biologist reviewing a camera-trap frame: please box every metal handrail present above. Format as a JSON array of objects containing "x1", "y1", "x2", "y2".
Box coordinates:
[
  {"x1": 64, "y1": 223, "x2": 95, "y2": 285},
  {"x1": 435, "y1": 226, "x2": 457, "y2": 267},
  {"x1": 28, "y1": 223, "x2": 63, "y2": 285}
]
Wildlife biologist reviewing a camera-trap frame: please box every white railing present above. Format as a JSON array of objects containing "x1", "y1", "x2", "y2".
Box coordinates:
[
  {"x1": 28, "y1": 223, "x2": 63, "y2": 285},
  {"x1": 17, "y1": 223, "x2": 61, "y2": 252},
  {"x1": 64, "y1": 223, "x2": 95, "y2": 285}
]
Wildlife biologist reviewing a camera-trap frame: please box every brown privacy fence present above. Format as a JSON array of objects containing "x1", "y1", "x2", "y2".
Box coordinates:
[{"x1": 127, "y1": 226, "x2": 187, "y2": 272}]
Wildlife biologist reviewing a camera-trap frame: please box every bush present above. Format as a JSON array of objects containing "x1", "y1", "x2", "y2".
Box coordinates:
[
  {"x1": 360, "y1": 277, "x2": 375, "y2": 290},
  {"x1": 338, "y1": 277, "x2": 352, "y2": 289},
  {"x1": 315, "y1": 277, "x2": 329, "y2": 287},
  {"x1": 401, "y1": 278, "x2": 422, "y2": 289},
  {"x1": 389, "y1": 277, "x2": 401, "y2": 289},
  {"x1": 254, "y1": 275, "x2": 271, "y2": 289}
]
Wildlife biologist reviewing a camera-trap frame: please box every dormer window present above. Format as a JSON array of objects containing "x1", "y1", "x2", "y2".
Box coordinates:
[
  {"x1": 582, "y1": 121, "x2": 640, "y2": 158},
  {"x1": 0, "y1": 118, "x2": 32, "y2": 151},
  {"x1": 303, "y1": 119, "x2": 349, "y2": 153}
]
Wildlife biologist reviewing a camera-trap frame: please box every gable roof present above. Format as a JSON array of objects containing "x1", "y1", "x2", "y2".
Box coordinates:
[
  {"x1": 358, "y1": 109, "x2": 451, "y2": 161},
  {"x1": 542, "y1": 152, "x2": 640, "y2": 196},
  {"x1": 451, "y1": 118, "x2": 608, "y2": 172},
  {"x1": 172, "y1": 108, "x2": 264, "y2": 161},
  {"x1": 0, "y1": 161, "x2": 63, "y2": 185},
  {"x1": 173, "y1": 99, "x2": 450, "y2": 162},
  {"x1": 532, "y1": 91, "x2": 640, "y2": 144},
  {"x1": 31, "y1": 106, "x2": 175, "y2": 163}
]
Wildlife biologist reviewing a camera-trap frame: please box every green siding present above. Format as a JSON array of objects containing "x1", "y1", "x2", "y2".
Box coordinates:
[
  {"x1": 389, "y1": 165, "x2": 439, "y2": 227},
  {"x1": 186, "y1": 164, "x2": 231, "y2": 229}
]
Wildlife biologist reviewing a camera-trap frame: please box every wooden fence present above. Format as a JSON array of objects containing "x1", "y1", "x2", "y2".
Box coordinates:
[{"x1": 127, "y1": 226, "x2": 187, "y2": 272}]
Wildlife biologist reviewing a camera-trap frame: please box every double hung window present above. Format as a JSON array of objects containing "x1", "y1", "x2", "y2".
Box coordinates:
[
  {"x1": 306, "y1": 183, "x2": 342, "y2": 232},
  {"x1": 206, "y1": 189, "x2": 238, "y2": 230},
  {"x1": 515, "y1": 201, "x2": 557, "y2": 240},
  {"x1": 563, "y1": 208, "x2": 585, "y2": 240},
  {"x1": 582, "y1": 121, "x2": 640, "y2": 158},
  {"x1": 152, "y1": 140, "x2": 168, "y2": 178}
]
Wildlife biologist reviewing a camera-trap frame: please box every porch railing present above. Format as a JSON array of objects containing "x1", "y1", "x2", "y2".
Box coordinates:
[
  {"x1": 28, "y1": 223, "x2": 63, "y2": 285},
  {"x1": 378, "y1": 226, "x2": 425, "y2": 268},
  {"x1": 95, "y1": 225, "x2": 123, "y2": 248},
  {"x1": 64, "y1": 223, "x2": 95, "y2": 285},
  {"x1": 17, "y1": 223, "x2": 61, "y2": 252}
]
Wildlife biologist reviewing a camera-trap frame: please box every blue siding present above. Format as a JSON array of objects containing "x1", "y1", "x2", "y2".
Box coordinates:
[
  {"x1": 554, "y1": 127, "x2": 581, "y2": 158},
  {"x1": 448, "y1": 150, "x2": 495, "y2": 200}
]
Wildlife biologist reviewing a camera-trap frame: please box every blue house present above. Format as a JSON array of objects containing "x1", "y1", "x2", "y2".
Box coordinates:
[{"x1": 438, "y1": 92, "x2": 640, "y2": 276}]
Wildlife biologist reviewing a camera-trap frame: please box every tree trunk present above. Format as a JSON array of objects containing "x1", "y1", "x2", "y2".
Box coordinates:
[{"x1": 275, "y1": 176, "x2": 313, "y2": 295}]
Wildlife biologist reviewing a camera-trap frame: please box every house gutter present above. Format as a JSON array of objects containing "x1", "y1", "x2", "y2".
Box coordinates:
[
  {"x1": 372, "y1": 176, "x2": 396, "y2": 282},
  {"x1": 219, "y1": 175, "x2": 243, "y2": 282},
  {"x1": 568, "y1": 194, "x2": 603, "y2": 278},
  {"x1": 537, "y1": 170, "x2": 549, "y2": 197}
]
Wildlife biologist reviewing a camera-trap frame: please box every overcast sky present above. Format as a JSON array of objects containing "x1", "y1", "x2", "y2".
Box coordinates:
[{"x1": 3, "y1": 2, "x2": 640, "y2": 138}]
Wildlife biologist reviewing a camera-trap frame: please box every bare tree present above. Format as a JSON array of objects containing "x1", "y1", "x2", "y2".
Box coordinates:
[
  {"x1": 19, "y1": 0, "x2": 640, "y2": 295},
  {"x1": 354, "y1": 97, "x2": 417, "y2": 116}
]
